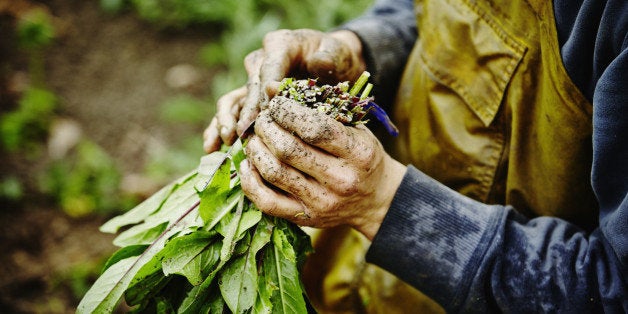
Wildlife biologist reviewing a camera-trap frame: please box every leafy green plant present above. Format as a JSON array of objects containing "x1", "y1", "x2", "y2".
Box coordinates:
[
  {"x1": 16, "y1": 8, "x2": 55, "y2": 49},
  {"x1": 78, "y1": 74, "x2": 391, "y2": 313},
  {"x1": 0, "y1": 176, "x2": 23, "y2": 201},
  {"x1": 0, "y1": 8, "x2": 58, "y2": 203},
  {"x1": 40, "y1": 139, "x2": 127, "y2": 217},
  {"x1": 16, "y1": 8, "x2": 55, "y2": 87},
  {"x1": 159, "y1": 94, "x2": 213, "y2": 124},
  {"x1": 0, "y1": 87, "x2": 56, "y2": 153},
  {"x1": 78, "y1": 140, "x2": 313, "y2": 313},
  {"x1": 143, "y1": 136, "x2": 206, "y2": 184}
]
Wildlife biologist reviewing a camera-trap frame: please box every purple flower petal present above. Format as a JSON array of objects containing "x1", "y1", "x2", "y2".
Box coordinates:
[{"x1": 364, "y1": 102, "x2": 399, "y2": 136}]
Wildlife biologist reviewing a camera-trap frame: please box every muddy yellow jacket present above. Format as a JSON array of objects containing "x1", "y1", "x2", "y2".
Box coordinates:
[{"x1": 302, "y1": 0, "x2": 628, "y2": 312}]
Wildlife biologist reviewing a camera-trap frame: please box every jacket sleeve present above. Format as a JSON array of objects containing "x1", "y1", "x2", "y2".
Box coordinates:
[
  {"x1": 367, "y1": 163, "x2": 627, "y2": 312},
  {"x1": 366, "y1": 1, "x2": 628, "y2": 312},
  {"x1": 339, "y1": 0, "x2": 417, "y2": 106}
]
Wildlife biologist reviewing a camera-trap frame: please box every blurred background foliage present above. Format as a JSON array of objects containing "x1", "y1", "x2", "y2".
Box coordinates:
[{"x1": 0, "y1": 0, "x2": 372, "y2": 312}]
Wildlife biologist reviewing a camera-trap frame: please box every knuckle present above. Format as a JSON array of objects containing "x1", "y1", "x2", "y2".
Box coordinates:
[
  {"x1": 291, "y1": 29, "x2": 312, "y2": 39},
  {"x1": 299, "y1": 118, "x2": 335, "y2": 145},
  {"x1": 216, "y1": 94, "x2": 237, "y2": 112},
  {"x1": 355, "y1": 144, "x2": 378, "y2": 168},
  {"x1": 334, "y1": 174, "x2": 359, "y2": 196},
  {"x1": 216, "y1": 95, "x2": 229, "y2": 109},
  {"x1": 263, "y1": 29, "x2": 290, "y2": 45},
  {"x1": 317, "y1": 195, "x2": 337, "y2": 212},
  {"x1": 257, "y1": 160, "x2": 284, "y2": 183},
  {"x1": 244, "y1": 49, "x2": 262, "y2": 65},
  {"x1": 254, "y1": 197, "x2": 277, "y2": 216},
  {"x1": 273, "y1": 138, "x2": 304, "y2": 163}
]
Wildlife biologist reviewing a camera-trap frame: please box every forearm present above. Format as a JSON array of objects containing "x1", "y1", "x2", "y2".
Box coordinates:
[{"x1": 367, "y1": 166, "x2": 627, "y2": 312}]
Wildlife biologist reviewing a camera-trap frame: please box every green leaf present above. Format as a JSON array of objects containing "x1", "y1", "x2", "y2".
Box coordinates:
[
  {"x1": 177, "y1": 284, "x2": 206, "y2": 314},
  {"x1": 230, "y1": 139, "x2": 246, "y2": 172},
  {"x1": 218, "y1": 194, "x2": 245, "y2": 263},
  {"x1": 277, "y1": 218, "x2": 314, "y2": 270},
  {"x1": 235, "y1": 209, "x2": 263, "y2": 240},
  {"x1": 263, "y1": 227, "x2": 308, "y2": 314},
  {"x1": 177, "y1": 270, "x2": 226, "y2": 314},
  {"x1": 146, "y1": 175, "x2": 202, "y2": 223},
  {"x1": 112, "y1": 174, "x2": 204, "y2": 247},
  {"x1": 79, "y1": 197, "x2": 201, "y2": 313},
  {"x1": 219, "y1": 216, "x2": 273, "y2": 313},
  {"x1": 124, "y1": 251, "x2": 171, "y2": 305},
  {"x1": 100, "y1": 171, "x2": 196, "y2": 233},
  {"x1": 113, "y1": 221, "x2": 169, "y2": 247},
  {"x1": 77, "y1": 256, "x2": 139, "y2": 314},
  {"x1": 212, "y1": 196, "x2": 261, "y2": 245},
  {"x1": 161, "y1": 231, "x2": 221, "y2": 285},
  {"x1": 208, "y1": 286, "x2": 227, "y2": 313},
  {"x1": 202, "y1": 189, "x2": 242, "y2": 233},
  {"x1": 198, "y1": 151, "x2": 227, "y2": 176},
  {"x1": 219, "y1": 245, "x2": 257, "y2": 313},
  {"x1": 198, "y1": 157, "x2": 232, "y2": 223},
  {"x1": 154, "y1": 296, "x2": 176, "y2": 314},
  {"x1": 254, "y1": 266, "x2": 274, "y2": 314},
  {"x1": 101, "y1": 245, "x2": 148, "y2": 273},
  {"x1": 253, "y1": 217, "x2": 277, "y2": 314},
  {"x1": 134, "y1": 275, "x2": 192, "y2": 313},
  {"x1": 176, "y1": 195, "x2": 248, "y2": 314},
  {"x1": 125, "y1": 231, "x2": 218, "y2": 305},
  {"x1": 125, "y1": 270, "x2": 170, "y2": 306}
]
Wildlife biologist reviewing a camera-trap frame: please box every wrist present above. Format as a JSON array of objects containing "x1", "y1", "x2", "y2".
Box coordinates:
[{"x1": 356, "y1": 157, "x2": 407, "y2": 241}]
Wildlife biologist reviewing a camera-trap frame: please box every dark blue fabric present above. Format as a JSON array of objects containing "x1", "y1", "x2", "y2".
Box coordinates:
[
  {"x1": 341, "y1": 0, "x2": 628, "y2": 312},
  {"x1": 554, "y1": 0, "x2": 628, "y2": 103}
]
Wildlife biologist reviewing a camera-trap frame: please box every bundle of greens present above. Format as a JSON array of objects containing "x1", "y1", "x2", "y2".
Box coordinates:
[
  {"x1": 78, "y1": 71, "x2": 395, "y2": 314},
  {"x1": 277, "y1": 72, "x2": 398, "y2": 136}
]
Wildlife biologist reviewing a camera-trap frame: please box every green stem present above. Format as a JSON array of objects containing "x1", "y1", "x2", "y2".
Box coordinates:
[
  {"x1": 360, "y1": 83, "x2": 373, "y2": 100},
  {"x1": 349, "y1": 71, "x2": 370, "y2": 96}
]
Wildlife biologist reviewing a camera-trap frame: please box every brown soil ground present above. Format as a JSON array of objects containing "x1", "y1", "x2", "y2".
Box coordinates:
[{"x1": 0, "y1": 0, "x2": 219, "y2": 312}]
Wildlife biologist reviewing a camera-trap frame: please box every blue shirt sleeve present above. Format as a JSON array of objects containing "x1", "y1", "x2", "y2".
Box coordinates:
[
  {"x1": 363, "y1": 0, "x2": 628, "y2": 312},
  {"x1": 367, "y1": 166, "x2": 627, "y2": 312}
]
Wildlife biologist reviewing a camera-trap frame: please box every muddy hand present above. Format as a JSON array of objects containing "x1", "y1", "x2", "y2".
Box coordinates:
[
  {"x1": 203, "y1": 29, "x2": 366, "y2": 153},
  {"x1": 239, "y1": 97, "x2": 406, "y2": 240}
]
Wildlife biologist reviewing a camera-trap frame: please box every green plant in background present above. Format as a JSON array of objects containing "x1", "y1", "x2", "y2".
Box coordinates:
[
  {"x1": 0, "y1": 7, "x2": 127, "y2": 216},
  {"x1": 0, "y1": 87, "x2": 56, "y2": 153},
  {"x1": 0, "y1": 8, "x2": 57, "y2": 202},
  {"x1": 0, "y1": 176, "x2": 23, "y2": 201},
  {"x1": 159, "y1": 94, "x2": 211, "y2": 124},
  {"x1": 1, "y1": 8, "x2": 57, "y2": 153},
  {"x1": 40, "y1": 140, "x2": 128, "y2": 218},
  {"x1": 143, "y1": 136, "x2": 205, "y2": 184},
  {"x1": 134, "y1": 94, "x2": 215, "y2": 184},
  {"x1": 16, "y1": 8, "x2": 55, "y2": 49},
  {"x1": 97, "y1": 0, "x2": 372, "y2": 100},
  {"x1": 16, "y1": 8, "x2": 55, "y2": 87}
]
